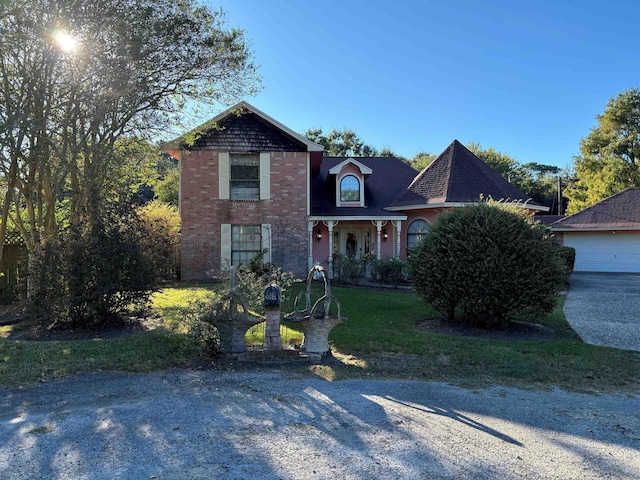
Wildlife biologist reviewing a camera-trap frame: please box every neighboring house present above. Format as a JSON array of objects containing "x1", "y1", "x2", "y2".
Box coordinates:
[
  {"x1": 551, "y1": 188, "x2": 640, "y2": 273},
  {"x1": 163, "y1": 102, "x2": 548, "y2": 280}
]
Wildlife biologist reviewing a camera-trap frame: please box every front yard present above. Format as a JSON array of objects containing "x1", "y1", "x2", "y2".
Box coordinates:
[{"x1": 1, "y1": 283, "x2": 639, "y2": 393}]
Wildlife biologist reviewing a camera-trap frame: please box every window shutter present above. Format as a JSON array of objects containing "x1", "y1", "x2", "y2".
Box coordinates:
[
  {"x1": 261, "y1": 224, "x2": 272, "y2": 263},
  {"x1": 259, "y1": 153, "x2": 270, "y2": 200},
  {"x1": 221, "y1": 223, "x2": 231, "y2": 267},
  {"x1": 219, "y1": 152, "x2": 229, "y2": 200}
]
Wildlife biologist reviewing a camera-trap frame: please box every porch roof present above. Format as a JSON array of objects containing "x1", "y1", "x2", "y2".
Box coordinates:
[{"x1": 308, "y1": 214, "x2": 407, "y2": 222}]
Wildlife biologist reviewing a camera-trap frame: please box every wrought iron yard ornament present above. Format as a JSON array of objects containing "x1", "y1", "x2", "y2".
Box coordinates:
[
  {"x1": 211, "y1": 266, "x2": 263, "y2": 354},
  {"x1": 285, "y1": 265, "x2": 347, "y2": 359}
]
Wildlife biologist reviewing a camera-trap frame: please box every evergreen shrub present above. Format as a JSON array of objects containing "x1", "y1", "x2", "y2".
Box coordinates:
[
  {"x1": 557, "y1": 246, "x2": 576, "y2": 279},
  {"x1": 409, "y1": 203, "x2": 566, "y2": 328}
]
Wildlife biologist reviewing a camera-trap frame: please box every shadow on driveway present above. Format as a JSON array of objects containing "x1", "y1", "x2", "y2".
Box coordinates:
[{"x1": 1, "y1": 370, "x2": 639, "y2": 479}]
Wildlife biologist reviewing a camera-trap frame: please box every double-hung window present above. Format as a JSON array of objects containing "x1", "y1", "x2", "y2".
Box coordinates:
[
  {"x1": 230, "y1": 154, "x2": 259, "y2": 200},
  {"x1": 231, "y1": 225, "x2": 262, "y2": 266}
]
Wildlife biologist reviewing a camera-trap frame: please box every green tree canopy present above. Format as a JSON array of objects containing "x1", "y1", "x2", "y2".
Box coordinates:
[
  {"x1": 468, "y1": 143, "x2": 564, "y2": 213},
  {"x1": 0, "y1": 0, "x2": 259, "y2": 250},
  {"x1": 0, "y1": 0, "x2": 260, "y2": 314},
  {"x1": 155, "y1": 168, "x2": 179, "y2": 206},
  {"x1": 304, "y1": 128, "x2": 380, "y2": 157},
  {"x1": 565, "y1": 88, "x2": 640, "y2": 213},
  {"x1": 467, "y1": 142, "x2": 526, "y2": 184},
  {"x1": 410, "y1": 152, "x2": 437, "y2": 171}
]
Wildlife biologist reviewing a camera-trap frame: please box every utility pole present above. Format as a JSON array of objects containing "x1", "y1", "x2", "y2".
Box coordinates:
[{"x1": 557, "y1": 177, "x2": 563, "y2": 216}]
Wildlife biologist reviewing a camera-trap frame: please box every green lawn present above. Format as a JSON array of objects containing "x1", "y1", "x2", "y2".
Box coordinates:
[
  {"x1": 284, "y1": 285, "x2": 640, "y2": 392},
  {"x1": 1, "y1": 283, "x2": 639, "y2": 393}
]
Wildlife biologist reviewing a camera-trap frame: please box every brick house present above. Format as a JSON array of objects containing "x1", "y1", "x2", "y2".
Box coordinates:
[{"x1": 164, "y1": 102, "x2": 548, "y2": 280}]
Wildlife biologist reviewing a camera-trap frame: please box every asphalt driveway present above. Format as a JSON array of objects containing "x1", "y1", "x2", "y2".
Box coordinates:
[{"x1": 564, "y1": 272, "x2": 640, "y2": 352}]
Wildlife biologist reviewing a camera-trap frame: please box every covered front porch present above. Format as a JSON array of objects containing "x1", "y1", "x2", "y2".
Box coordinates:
[{"x1": 307, "y1": 215, "x2": 407, "y2": 279}]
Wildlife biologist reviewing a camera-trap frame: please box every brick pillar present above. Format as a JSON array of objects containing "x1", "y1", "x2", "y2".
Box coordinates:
[{"x1": 265, "y1": 306, "x2": 282, "y2": 350}]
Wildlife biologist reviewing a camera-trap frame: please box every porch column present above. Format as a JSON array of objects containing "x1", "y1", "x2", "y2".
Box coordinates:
[
  {"x1": 374, "y1": 221, "x2": 383, "y2": 259},
  {"x1": 307, "y1": 220, "x2": 316, "y2": 271},
  {"x1": 392, "y1": 220, "x2": 402, "y2": 258},
  {"x1": 324, "y1": 220, "x2": 338, "y2": 279}
]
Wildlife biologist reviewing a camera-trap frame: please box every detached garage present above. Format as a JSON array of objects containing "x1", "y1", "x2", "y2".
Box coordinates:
[{"x1": 552, "y1": 188, "x2": 640, "y2": 273}]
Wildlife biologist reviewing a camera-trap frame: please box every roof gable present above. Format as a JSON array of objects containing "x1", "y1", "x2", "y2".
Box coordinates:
[
  {"x1": 162, "y1": 101, "x2": 323, "y2": 158},
  {"x1": 552, "y1": 188, "x2": 640, "y2": 230},
  {"x1": 328, "y1": 158, "x2": 373, "y2": 175},
  {"x1": 389, "y1": 140, "x2": 547, "y2": 211}
]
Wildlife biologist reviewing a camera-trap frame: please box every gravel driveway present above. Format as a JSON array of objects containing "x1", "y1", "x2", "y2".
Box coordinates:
[
  {"x1": 1, "y1": 370, "x2": 639, "y2": 479},
  {"x1": 564, "y1": 273, "x2": 640, "y2": 352}
]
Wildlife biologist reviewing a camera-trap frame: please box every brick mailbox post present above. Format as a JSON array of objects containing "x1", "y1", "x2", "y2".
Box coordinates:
[{"x1": 264, "y1": 285, "x2": 282, "y2": 350}]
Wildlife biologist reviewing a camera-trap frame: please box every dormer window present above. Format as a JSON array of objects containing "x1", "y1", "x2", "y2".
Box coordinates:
[
  {"x1": 330, "y1": 158, "x2": 372, "y2": 208},
  {"x1": 340, "y1": 175, "x2": 360, "y2": 202}
]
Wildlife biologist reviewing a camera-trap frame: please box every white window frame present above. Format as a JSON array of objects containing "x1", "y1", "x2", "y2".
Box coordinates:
[
  {"x1": 219, "y1": 152, "x2": 270, "y2": 201},
  {"x1": 336, "y1": 173, "x2": 365, "y2": 207},
  {"x1": 230, "y1": 224, "x2": 262, "y2": 266},
  {"x1": 221, "y1": 223, "x2": 272, "y2": 268},
  {"x1": 229, "y1": 154, "x2": 260, "y2": 201}
]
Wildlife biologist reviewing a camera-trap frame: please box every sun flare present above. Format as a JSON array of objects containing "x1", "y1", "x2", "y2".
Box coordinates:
[{"x1": 52, "y1": 29, "x2": 78, "y2": 52}]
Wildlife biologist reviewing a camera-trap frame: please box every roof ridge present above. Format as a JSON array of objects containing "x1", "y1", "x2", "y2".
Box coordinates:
[
  {"x1": 443, "y1": 140, "x2": 461, "y2": 200},
  {"x1": 552, "y1": 187, "x2": 640, "y2": 226}
]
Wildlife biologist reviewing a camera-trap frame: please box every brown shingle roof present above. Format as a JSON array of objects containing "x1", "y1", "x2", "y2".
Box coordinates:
[
  {"x1": 389, "y1": 140, "x2": 545, "y2": 209},
  {"x1": 534, "y1": 215, "x2": 565, "y2": 226},
  {"x1": 311, "y1": 157, "x2": 417, "y2": 217},
  {"x1": 551, "y1": 188, "x2": 640, "y2": 230}
]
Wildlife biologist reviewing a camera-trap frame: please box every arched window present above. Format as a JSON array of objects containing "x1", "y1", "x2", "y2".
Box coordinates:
[
  {"x1": 340, "y1": 175, "x2": 360, "y2": 202},
  {"x1": 407, "y1": 219, "x2": 430, "y2": 248}
]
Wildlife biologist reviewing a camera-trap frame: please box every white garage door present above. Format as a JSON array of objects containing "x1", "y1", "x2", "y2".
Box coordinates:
[{"x1": 563, "y1": 232, "x2": 640, "y2": 273}]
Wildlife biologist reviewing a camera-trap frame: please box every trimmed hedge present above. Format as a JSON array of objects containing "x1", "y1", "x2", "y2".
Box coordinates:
[
  {"x1": 558, "y1": 246, "x2": 576, "y2": 278},
  {"x1": 409, "y1": 203, "x2": 566, "y2": 328}
]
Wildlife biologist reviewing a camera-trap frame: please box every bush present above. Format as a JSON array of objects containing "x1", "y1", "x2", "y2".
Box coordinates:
[
  {"x1": 558, "y1": 246, "x2": 576, "y2": 279},
  {"x1": 137, "y1": 200, "x2": 181, "y2": 281},
  {"x1": 409, "y1": 203, "x2": 566, "y2": 328},
  {"x1": 332, "y1": 254, "x2": 366, "y2": 284},
  {"x1": 180, "y1": 297, "x2": 223, "y2": 359},
  {"x1": 370, "y1": 257, "x2": 407, "y2": 287},
  {"x1": 30, "y1": 201, "x2": 160, "y2": 329},
  {"x1": 183, "y1": 258, "x2": 298, "y2": 356}
]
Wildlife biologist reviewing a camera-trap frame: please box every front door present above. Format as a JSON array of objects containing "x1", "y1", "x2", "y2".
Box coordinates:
[{"x1": 334, "y1": 226, "x2": 373, "y2": 259}]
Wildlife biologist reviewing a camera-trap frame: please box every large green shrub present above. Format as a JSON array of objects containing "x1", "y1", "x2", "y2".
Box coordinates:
[
  {"x1": 137, "y1": 200, "x2": 181, "y2": 281},
  {"x1": 409, "y1": 203, "x2": 566, "y2": 327},
  {"x1": 31, "y1": 201, "x2": 159, "y2": 329}
]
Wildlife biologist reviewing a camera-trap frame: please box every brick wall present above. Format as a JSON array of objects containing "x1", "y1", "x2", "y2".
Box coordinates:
[{"x1": 180, "y1": 149, "x2": 309, "y2": 280}]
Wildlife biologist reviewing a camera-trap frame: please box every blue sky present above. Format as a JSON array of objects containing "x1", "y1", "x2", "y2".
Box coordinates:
[{"x1": 206, "y1": 0, "x2": 640, "y2": 169}]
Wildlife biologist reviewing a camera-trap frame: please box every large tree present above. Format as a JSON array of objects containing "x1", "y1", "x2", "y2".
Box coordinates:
[
  {"x1": 0, "y1": 0, "x2": 259, "y2": 307},
  {"x1": 304, "y1": 128, "x2": 380, "y2": 157},
  {"x1": 1, "y1": 0, "x2": 258, "y2": 242},
  {"x1": 565, "y1": 88, "x2": 640, "y2": 213},
  {"x1": 410, "y1": 152, "x2": 437, "y2": 171},
  {"x1": 468, "y1": 143, "x2": 563, "y2": 213}
]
